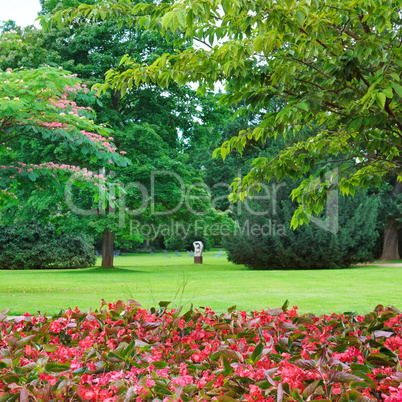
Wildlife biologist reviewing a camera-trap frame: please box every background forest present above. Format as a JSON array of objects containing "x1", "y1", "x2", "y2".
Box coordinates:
[{"x1": 0, "y1": 0, "x2": 401, "y2": 270}]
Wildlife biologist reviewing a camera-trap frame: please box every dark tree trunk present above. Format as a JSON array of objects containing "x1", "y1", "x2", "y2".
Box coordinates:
[
  {"x1": 100, "y1": 94, "x2": 120, "y2": 269},
  {"x1": 111, "y1": 89, "x2": 121, "y2": 114},
  {"x1": 102, "y1": 229, "x2": 115, "y2": 267},
  {"x1": 380, "y1": 219, "x2": 400, "y2": 260},
  {"x1": 380, "y1": 181, "x2": 402, "y2": 261}
]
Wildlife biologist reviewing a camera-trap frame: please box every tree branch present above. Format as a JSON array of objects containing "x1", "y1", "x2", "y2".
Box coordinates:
[
  {"x1": 193, "y1": 37, "x2": 213, "y2": 49},
  {"x1": 358, "y1": 14, "x2": 371, "y2": 34},
  {"x1": 294, "y1": 78, "x2": 328, "y2": 91},
  {"x1": 289, "y1": 57, "x2": 331, "y2": 79}
]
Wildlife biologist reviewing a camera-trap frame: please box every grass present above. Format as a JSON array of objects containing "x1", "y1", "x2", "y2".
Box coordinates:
[
  {"x1": 0, "y1": 250, "x2": 401, "y2": 316},
  {"x1": 373, "y1": 259, "x2": 402, "y2": 264}
]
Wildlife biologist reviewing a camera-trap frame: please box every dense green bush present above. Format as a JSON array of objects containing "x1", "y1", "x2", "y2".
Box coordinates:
[
  {"x1": 224, "y1": 187, "x2": 379, "y2": 269},
  {"x1": 0, "y1": 224, "x2": 96, "y2": 269}
]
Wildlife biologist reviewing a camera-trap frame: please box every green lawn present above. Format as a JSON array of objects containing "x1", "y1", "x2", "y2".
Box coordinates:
[
  {"x1": 373, "y1": 259, "x2": 402, "y2": 264},
  {"x1": 0, "y1": 250, "x2": 401, "y2": 316}
]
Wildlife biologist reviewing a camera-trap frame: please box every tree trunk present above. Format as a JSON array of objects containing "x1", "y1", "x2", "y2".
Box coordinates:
[
  {"x1": 102, "y1": 229, "x2": 115, "y2": 267},
  {"x1": 380, "y1": 219, "x2": 400, "y2": 260},
  {"x1": 111, "y1": 89, "x2": 121, "y2": 114},
  {"x1": 100, "y1": 95, "x2": 120, "y2": 268},
  {"x1": 380, "y1": 181, "x2": 402, "y2": 261}
]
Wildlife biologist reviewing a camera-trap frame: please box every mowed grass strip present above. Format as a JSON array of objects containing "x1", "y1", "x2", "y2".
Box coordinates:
[{"x1": 0, "y1": 251, "x2": 400, "y2": 315}]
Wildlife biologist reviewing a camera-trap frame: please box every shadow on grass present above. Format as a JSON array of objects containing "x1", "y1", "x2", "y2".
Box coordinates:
[
  {"x1": 55, "y1": 266, "x2": 149, "y2": 275},
  {"x1": 238, "y1": 263, "x2": 391, "y2": 272},
  {"x1": 0, "y1": 266, "x2": 146, "y2": 274}
]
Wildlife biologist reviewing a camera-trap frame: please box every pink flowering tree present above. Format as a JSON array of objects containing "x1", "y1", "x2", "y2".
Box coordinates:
[
  {"x1": 0, "y1": 65, "x2": 129, "y2": 202},
  {"x1": 0, "y1": 65, "x2": 131, "y2": 267}
]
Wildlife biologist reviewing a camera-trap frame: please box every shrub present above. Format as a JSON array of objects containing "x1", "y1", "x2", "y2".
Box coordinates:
[
  {"x1": 0, "y1": 223, "x2": 96, "y2": 269},
  {"x1": 0, "y1": 300, "x2": 401, "y2": 401},
  {"x1": 224, "y1": 189, "x2": 379, "y2": 269}
]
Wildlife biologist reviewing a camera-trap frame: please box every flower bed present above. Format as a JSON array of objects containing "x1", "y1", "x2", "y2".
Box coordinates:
[{"x1": 0, "y1": 300, "x2": 401, "y2": 401}]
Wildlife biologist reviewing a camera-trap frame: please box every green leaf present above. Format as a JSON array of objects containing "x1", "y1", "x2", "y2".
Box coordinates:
[
  {"x1": 152, "y1": 361, "x2": 168, "y2": 369},
  {"x1": 296, "y1": 102, "x2": 309, "y2": 111},
  {"x1": 0, "y1": 375, "x2": 20, "y2": 384},
  {"x1": 221, "y1": 355, "x2": 233, "y2": 374},
  {"x1": 376, "y1": 92, "x2": 386, "y2": 109},
  {"x1": 177, "y1": 10, "x2": 186, "y2": 26},
  {"x1": 28, "y1": 172, "x2": 39, "y2": 181},
  {"x1": 227, "y1": 305, "x2": 237, "y2": 313},
  {"x1": 295, "y1": 10, "x2": 305, "y2": 25},
  {"x1": 154, "y1": 386, "x2": 171, "y2": 396},
  {"x1": 43, "y1": 345, "x2": 59, "y2": 352},
  {"x1": 339, "y1": 390, "x2": 370, "y2": 402},
  {"x1": 383, "y1": 86, "x2": 393, "y2": 98},
  {"x1": 390, "y1": 82, "x2": 402, "y2": 98},
  {"x1": 251, "y1": 343, "x2": 264, "y2": 363},
  {"x1": 350, "y1": 363, "x2": 371, "y2": 373},
  {"x1": 44, "y1": 363, "x2": 71, "y2": 373},
  {"x1": 0, "y1": 394, "x2": 12, "y2": 402},
  {"x1": 72, "y1": 367, "x2": 87, "y2": 375},
  {"x1": 366, "y1": 353, "x2": 396, "y2": 367}
]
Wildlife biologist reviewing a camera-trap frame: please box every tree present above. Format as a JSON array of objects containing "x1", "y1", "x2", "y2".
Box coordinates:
[
  {"x1": 224, "y1": 185, "x2": 379, "y2": 270},
  {"x1": 0, "y1": 65, "x2": 129, "y2": 204},
  {"x1": 3, "y1": 11, "x2": 230, "y2": 266},
  {"x1": 36, "y1": 0, "x2": 200, "y2": 150},
  {"x1": 0, "y1": 29, "x2": 130, "y2": 267},
  {"x1": 43, "y1": 0, "x2": 402, "y2": 260}
]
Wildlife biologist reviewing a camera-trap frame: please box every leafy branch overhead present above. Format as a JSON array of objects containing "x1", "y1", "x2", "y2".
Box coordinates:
[{"x1": 42, "y1": 0, "x2": 402, "y2": 227}]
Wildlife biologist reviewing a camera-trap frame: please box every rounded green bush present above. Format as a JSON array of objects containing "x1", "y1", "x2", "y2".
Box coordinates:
[{"x1": 0, "y1": 223, "x2": 96, "y2": 269}]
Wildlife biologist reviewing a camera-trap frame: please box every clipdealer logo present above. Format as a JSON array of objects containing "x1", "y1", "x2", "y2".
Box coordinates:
[{"x1": 65, "y1": 169, "x2": 338, "y2": 236}]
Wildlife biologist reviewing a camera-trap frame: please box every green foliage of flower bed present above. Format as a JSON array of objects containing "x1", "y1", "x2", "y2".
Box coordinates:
[{"x1": 0, "y1": 301, "x2": 401, "y2": 401}]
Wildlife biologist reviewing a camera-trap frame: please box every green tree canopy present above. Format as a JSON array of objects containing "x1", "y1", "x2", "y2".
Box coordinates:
[
  {"x1": 43, "y1": 0, "x2": 402, "y2": 224},
  {"x1": 2, "y1": 10, "x2": 234, "y2": 263},
  {"x1": 41, "y1": 0, "x2": 402, "y2": 260}
]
